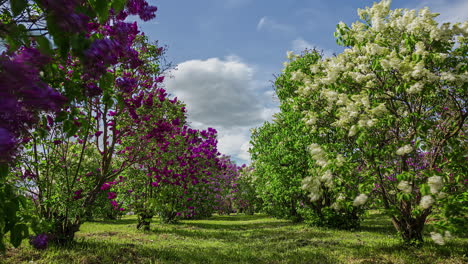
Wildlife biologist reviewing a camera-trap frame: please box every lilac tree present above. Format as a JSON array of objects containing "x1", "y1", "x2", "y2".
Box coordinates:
[{"x1": 1, "y1": 0, "x2": 159, "y2": 247}]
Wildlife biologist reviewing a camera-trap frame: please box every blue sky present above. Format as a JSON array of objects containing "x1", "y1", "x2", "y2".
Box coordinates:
[{"x1": 137, "y1": 0, "x2": 467, "y2": 165}]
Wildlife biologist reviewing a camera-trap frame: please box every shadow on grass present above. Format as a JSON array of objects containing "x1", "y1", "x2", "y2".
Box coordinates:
[
  {"x1": 201, "y1": 214, "x2": 271, "y2": 221},
  {"x1": 150, "y1": 224, "x2": 331, "y2": 243},
  {"x1": 179, "y1": 220, "x2": 297, "y2": 231},
  {"x1": 357, "y1": 213, "x2": 396, "y2": 236},
  {"x1": 91, "y1": 218, "x2": 138, "y2": 226},
  {"x1": 41, "y1": 237, "x2": 339, "y2": 264},
  {"x1": 339, "y1": 238, "x2": 468, "y2": 264}
]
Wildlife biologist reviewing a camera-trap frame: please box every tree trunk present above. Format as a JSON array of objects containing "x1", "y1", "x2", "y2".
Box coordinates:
[
  {"x1": 51, "y1": 218, "x2": 81, "y2": 245},
  {"x1": 137, "y1": 213, "x2": 153, "y2": 231},
  {"x1": 391, "y1": 215, "x2": 427, "y2": 245}
]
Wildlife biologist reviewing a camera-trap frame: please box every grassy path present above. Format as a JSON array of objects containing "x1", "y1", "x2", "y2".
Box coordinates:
[{"x1": 3, "y1": 213, "x2": 467, "y2": 264}]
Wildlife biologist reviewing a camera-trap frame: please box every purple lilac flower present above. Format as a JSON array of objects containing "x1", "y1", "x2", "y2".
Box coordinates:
[
  {"x1": 73, "y1": 189, "x2": 83, "y2": 200},
  {"x1": 100, "y1": 183, "x2": 111, "y2": 191},
  {"x1": 40, "y1": 0, "x2": 89, "y2": 32},
  {"x1": 107, "y1": 192, "x2": 117, "y2": 200},
  {"x1": 110, "y1": 200, "x2": 119, "y2": 208},
  {"x1": 126, "y1": 0, "x2": 158, "y2": 21},
  {"x1": 0, "y1": 49, "x2": 66, "y2": 162},
  {"x1": 116, "y1": 77, "x2": 138, "y2": 93},
  {"x1": 29, "y1": 234, "x2": 48, "y2": 249},
  {"x1": 84, "y1": 39, "x2": 119, "y2": 79}
]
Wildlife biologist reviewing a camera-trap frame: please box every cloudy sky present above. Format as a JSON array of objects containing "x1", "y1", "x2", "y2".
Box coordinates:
[{"x1": 138, "y1": 0, "x2": 467, "y2": 165}]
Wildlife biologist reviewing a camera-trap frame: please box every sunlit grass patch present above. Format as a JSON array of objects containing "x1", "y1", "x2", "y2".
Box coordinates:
[{"x1": 2, "y1": 212, "x2": 467, "y2": 264}]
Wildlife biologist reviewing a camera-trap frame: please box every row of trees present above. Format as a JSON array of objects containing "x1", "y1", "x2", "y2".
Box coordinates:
[
  {"x1": 1, "y1": 0, "x2": 247, "y2": 250},
  {"x1": 250, "y1": 0, "x2": 466, "y2": 245}
]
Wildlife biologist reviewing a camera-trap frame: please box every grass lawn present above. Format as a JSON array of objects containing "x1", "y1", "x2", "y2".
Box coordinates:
[{"x1": 2, "y1": 212, "x2": 467, "y2": 264}]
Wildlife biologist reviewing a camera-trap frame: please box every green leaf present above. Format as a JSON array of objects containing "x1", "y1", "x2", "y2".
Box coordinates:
[
  {"x1": 420, "y1": 184, "x2": 430, "y2": 196},
  {"x1": 99, "y1": 72, "x2": 114, "y2": 93},
  {"x1": 35, "y1": 36, "x2": 53, "y2": 55},
  {"x1": 67, "y1": 124, "x2": 79, "y2": 138},
  {"x1": 396, "y1": 173, "x2": 405, "y2": 181},
  {"x1": 55, "y1": 111, "x2": 68, "y2": 122},
  {"x1": 91, "y1": 0, "x2": 110, "y2": 23},
  {"x1": 10, "y1": 0, "x2": 28, "y2": 16},
  {"x1": 112, "y1": 0, "x2": 127, "y2": 13},
  {"x1": 36, "y1": 127, "x2": 47, "y2": 139},
  {"x1": 10, "y1": 223, "x2": 28, "y2": 247},
  {"x1": 4, "y1": 201, "x2": 19, "y2": 224},
  {"x1": 0, "y1": 163, "x2": 9, "y2": 179},
  {"x1": 0, "y1": 236, "x2": 5, "y2": 253},
  {"x1": 71, "y1": 34, "x2": 87, "y2": 55},
  {"x1": 63, "y1": 119, "x2": 72, "y2": 134}
]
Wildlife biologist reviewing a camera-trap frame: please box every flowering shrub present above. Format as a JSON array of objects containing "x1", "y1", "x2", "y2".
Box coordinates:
[
  {"x1": 290, "y1": 0, "x2": 467, "y2": 244},
  {"x1": 1, "y1": 0, "x2": 159, "y2": 247},
  {"x1": 251, "y1": 50, "x2": 365, "y2": 228},
  {"x1": 232, "y1": 165, "x2": 260, "y2": 215}
]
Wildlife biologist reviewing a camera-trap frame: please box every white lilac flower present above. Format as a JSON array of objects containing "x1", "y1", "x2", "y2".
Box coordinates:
[
  {"x1": 396, "y1": 144, "x2": 413, "y2": 155},
  {"x1": 428, "y1": 176, "x2": 443, "y2": 194},
  {"x1": 420, "y1": 195, "x2": 435, "y2": 209},
  {"x1": 320, "y1": 170, "x2": 333, "y2": 183},
  {"x1": 331, "y1": 202, "x2": 341, "y2": 211},
  {"x1": 370, "y1": 103, "x2": 387, "y2": 116},
  {"x1": 348, "y1": 125, "x2": 358, "y2": 137},
  {"x1": 437, "y1": 192, "x2": 447, "y2": 199},
  {"x1": 414, "y1": 42, "x2": 426, "y2": 56},
  {"x1": 336, "y1": 193, "x2": 346, "y2": 201},
  {"x1": 310, "y1": 65, "x2": 320, "y2": 74},
  {"x1": 308, "y1": 144, "x2": 328, "y2": 168},
  {"x1": 444, "y1": 231, "x2": 452, "y2": 241},
  {"x1": 430, "y1": 232, "x2": 445, "y2": 245},
  {"x1": 397, "y1": 180, "x2": 412, "y2": 194},
  {"x1": 291, "y1": 70, "x2": 306, "y2": 82},
  {"x1": 301, "y1": 176, "x2": 322, "y2": 202},
  {"x1": 366, "y1": 119, "x2": 377, "y2": 127},
  {"x1": 309, "y1": 193, "x2": 321, "y2": 202},
  {"x1": 321, "y1": 170, "x2": 334, "y2": 188},
  {"x1": 353, "y1": 194, "x2": 368, "y2": 207},
  {"x1": 336, "y1": 154, "x2": 345, "y2": 167},
  {"x1": 407, "y1": 82, "x2": 423, "y2": 94}
]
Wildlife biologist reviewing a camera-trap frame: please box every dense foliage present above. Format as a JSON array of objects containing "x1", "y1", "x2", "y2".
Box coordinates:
[
  {"x1": 1, "y1": 0, "x2": 466, "y2": 255},
  {"x1": 250, "y1": 50, "x2": 365, "y2": 229},
  {"x1": 0, "y1": 0, "x2": 245, "y2": 250},
  {"x1": 284, "y1": 0, "x2": 466, "y2": 244}
]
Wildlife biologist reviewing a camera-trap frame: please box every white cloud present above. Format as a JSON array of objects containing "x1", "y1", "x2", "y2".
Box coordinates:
[
  {"x1": 257, "y1": 16, "x2": 294, "y2": 33},
  {"x1": 217, "y1": 127, "x2": 252, "y2": 163},
  {"x1": 165, "y1": 57, "x2": 278, "y2": 164},
  {"x1": 166, "y1": 57, "x2": 263, "y2": 128},
  {"x1": 291, "y1": 38, "x2": 334, "y2": 57},
  {"x1": 292, "y1": 38, "x2": 314, "y2": 52},
  {"x1": 407, "y1": 0, "x2": 468, "y2": 23}
]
